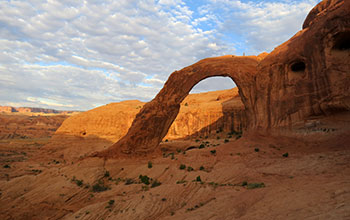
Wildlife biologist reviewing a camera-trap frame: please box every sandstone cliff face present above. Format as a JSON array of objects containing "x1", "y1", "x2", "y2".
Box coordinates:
[
  {"x1": 54, "y1": 89, "x2": 245, "y2": 143},
  {"x1": 99, "y1": 0, "x2": 349, "y2": 157},
  {"x1": 54, "y1": 100, "x2": 145, "y2": 142}
]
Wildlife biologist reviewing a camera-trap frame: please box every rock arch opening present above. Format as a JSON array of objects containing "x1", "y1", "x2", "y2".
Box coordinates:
[
  {"x1": 163, "y1": 76, "x2": 245, "y2": 142},
  {"x1": 97, "y1": 56, "x2": 258, "y2": 158}
]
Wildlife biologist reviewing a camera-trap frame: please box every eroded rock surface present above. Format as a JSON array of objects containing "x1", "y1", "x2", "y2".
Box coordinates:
[
  {"x1": 99, "y1": 0, "x2": 349, "y2": 157},
  {"x1": 54, "y1": 88, "x2": 245, "y2": 143}
]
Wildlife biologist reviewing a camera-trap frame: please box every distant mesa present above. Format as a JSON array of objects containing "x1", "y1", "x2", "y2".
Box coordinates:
[{"x1": 0, "y1": 105, "x2": 77, "y2": 115}]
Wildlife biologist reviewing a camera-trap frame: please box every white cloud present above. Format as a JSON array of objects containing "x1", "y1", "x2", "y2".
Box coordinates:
[
  {"x1": 206, "y1": 0, "x2": 320, "y2": 54},
  {"x1": 0, "y1": 0, "x2": 321, "y2": 110}
]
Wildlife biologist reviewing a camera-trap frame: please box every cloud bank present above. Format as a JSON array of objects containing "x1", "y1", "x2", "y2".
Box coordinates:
[{"x1": 0, "y1": 0, "x2": 320, "y2": 110}]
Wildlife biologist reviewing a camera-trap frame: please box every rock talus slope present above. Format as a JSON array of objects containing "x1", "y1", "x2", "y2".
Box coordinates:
[{"x1": 99, "y1": 0, "x2": 349, "y2": 157}]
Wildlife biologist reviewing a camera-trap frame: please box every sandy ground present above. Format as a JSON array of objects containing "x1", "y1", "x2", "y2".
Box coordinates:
[{"x1": 0, "y1": 128, "x2": 349, "y2": 220}]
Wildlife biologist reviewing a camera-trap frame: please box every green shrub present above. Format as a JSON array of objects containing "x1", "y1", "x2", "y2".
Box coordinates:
[
  {"x1": 247, "y1": 182, "x2": 265, "y2": 189},
  {"x1": 242, "y1": 181, "x2": 247, "y2": 186},
  {"x1": 125, "y1": 178, "x2": 134, "y2": 185},
  {"x1": 104, "y1": 171, "x2": 110, "y2": 177},
  {"x1": 147, "y1": 161, "x2": 153, "y2": 169},
  {"x1": 179, "y1": 164, "x2": 186, "y2": 170},
  {"x1": 254, "y1": 148, "x2": 259, "y2": 152},
  {"x1": 199, "y1": 166, "x2": 205, "y2": 171},
  {"x1": 283, "y1": 153, "x2": 289, "y2": 157},
  {"x1": 187, "y1": 166, "x2": 194, "y2": 172},
  {"x1": 151, "y1": 180, "x2": 161, "y2": 188},
  {"x1": 76, "y1": 179, "x2": 84, "y2": 187},
  {"x1": 3, "y1": 164, "x2": 10, "y2": 168},
  {"x1": 108, "y1": 200, "x2": 115, "y2": 206},
  {"x1": 92, "y1": 182, "x2": 109, "y2": 192},
  {"x1": 224, "y1": 139, "x2": 229, "y2": 143},
  {"x1": 210, "y1": 150, "x2": 216, "y2": 155},
  {"x1": 199, "y1": 144, "x2": 205, "y2": 149},
  {"x1": 195, "y1": 176, "x2": 202, "y2": 182},
  {"x1": 139, "y1": 175, "x2": 150, "y2": 185}
]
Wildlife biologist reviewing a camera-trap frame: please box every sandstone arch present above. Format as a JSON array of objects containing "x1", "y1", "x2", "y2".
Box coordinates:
[
  {"x1": 97, "y1": 0, "x2": 350, "y2": 158},
  {"x1": 98, "y1": 56, "x2": 260, "y2": 157}
]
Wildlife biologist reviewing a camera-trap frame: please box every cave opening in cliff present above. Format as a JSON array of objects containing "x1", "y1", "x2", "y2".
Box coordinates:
[
  {"x1": 290, "y1": 61, "x2": 306, "y2": 72},
  {"x1": 164, "y1": 76, "x2": 245, "y2": 142},
  {"x1": 332, "y1": 31, "x2": 350, "y2": 51}
]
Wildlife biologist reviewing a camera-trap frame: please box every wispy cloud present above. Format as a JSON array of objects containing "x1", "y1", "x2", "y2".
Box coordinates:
[{"x1": 0, "y1": 0, "x2": 320, "y2": 110}]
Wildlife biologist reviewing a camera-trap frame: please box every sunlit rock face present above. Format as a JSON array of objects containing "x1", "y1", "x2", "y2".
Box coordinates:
[{"x1": 99, "y1": 0, "x2": 349, "y2": 157}]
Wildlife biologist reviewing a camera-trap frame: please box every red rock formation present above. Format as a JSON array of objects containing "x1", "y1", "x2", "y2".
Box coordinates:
[
  {"x1": 98, "y1": 0, "x2": 349, "y2": 158},
  {"x1": 54, "y1": 89, "x2": 245, "y2": 143},
  {"x1": 0, "y1": 106, "x2": 77, "y2": 114}
]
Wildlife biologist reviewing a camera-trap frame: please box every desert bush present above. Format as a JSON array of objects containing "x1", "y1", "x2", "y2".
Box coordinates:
[
  {"x1": 92, "y1": 182, "x2": 109, "y2": 192},
  {"x1": 199, "y1": 166, "x2": 205, "y2": 171},
  {"x1": 247, "y1": 182, "x2": 265, "y2": 189},
  {"x1": 210, "y1": 150, "x2": 216, "y2": 155},
  {"x1": 187, "y1": 166, "x2": 194, "y2": 172},
  {"x1": 196, "y1": 176, "x2": 202, "y2": 182},
  {"x1": 283, "y1": 153, "x2": 289, "y2": 157},
  {"x1": 104, "y1": 171, "x2": 110, "y2": 177},
  {"x1": 199, "y1": 144, "x2": 205, "y2": 149},
  {"x1": 254, "y1": 148, "x2": 260, "y2": 152},
  {"x1": 179, "y1": 164, "x2": 186, "y2": 170},
  {"x1": 151, "y1": 180, "x2": 161, "y2": 188},
  {"x1": 139, "y1": 175, "x2": 150, "y2": 185},
  {"x1": 147, "y1": 161, "x2": 153, "y2": 169}
]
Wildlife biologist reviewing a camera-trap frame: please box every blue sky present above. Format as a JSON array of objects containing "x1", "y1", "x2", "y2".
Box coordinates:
[{"x1": 0, "y1": 0, "x2": 320, "y2": 110}]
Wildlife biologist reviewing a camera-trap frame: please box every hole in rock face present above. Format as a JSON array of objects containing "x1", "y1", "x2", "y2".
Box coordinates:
[
  {"x1": 82, "y1": 132, "x2": 86, "y2": 136},
  {"x1": 290, "y1": 61, "x2": 306, "y2": 72},
  {"x1": 163, "y1": 76, "x2": 245, "y2": 142},
  {"x1": 332, "y1": 31, "x2": 350, "y2": 51}
]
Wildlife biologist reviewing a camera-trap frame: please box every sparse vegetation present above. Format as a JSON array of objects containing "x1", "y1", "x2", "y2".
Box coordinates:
[
  {"x1": 125, "y1": 178, "x2": 135, "y2": 185},
  {"x1": 92, "y1": 181, "x2": 109, "y2": 192},
  {"x1": 210, "y1": 150, "x2": 216, "y2": 155},
  {"x1": 187, "y1": 166, "x2": 194, "y2": 172},
  {"x1": 199, "y1": 144, "x2": 205, "y2": 149},
  {"x1": 247, "y1": 182, "x2": 265, "y2": 189},
  {"x1": 254, "y1": 148, "x2": 260, "y2": 152},
  {"x1": 283, "y1": 153, "x2": 289, "y2": 157},
  {"x1": 139, "y1": 175, "x2": 150, "y2": 185},
  {"x1": 242, "y1": 181, "x2": 248, "y2": 186},
  {"x1": 179, "y1": 164, "x2": 186, "y2": 170},
  {"x1": 224, "y1": 139, "x2": 229, "y2": 143},
  {"x1": 199, "y1": 166, "x2": 205, "y2": 171},
  {"x1": 187, "y1": 202, "x2": 205, "y2": 211},
  {"x1": 147, "y1": 161, "x2": 153, "y2": 169},
  {"x1": 108, "y1": 200, "x2": 115, "y2": 206},
  {"x1": 3, "y1": 164, "x2": 10, "y2": 168},
  {"x1": 151, "y1": 180, "x2": 161, "y2": 188},
  {"x1": 196, "y1": 176, "x2": 202, "y2": 182},
  {"x1": 104, "y1": 171, "x2": 110, "y2": 178}
]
